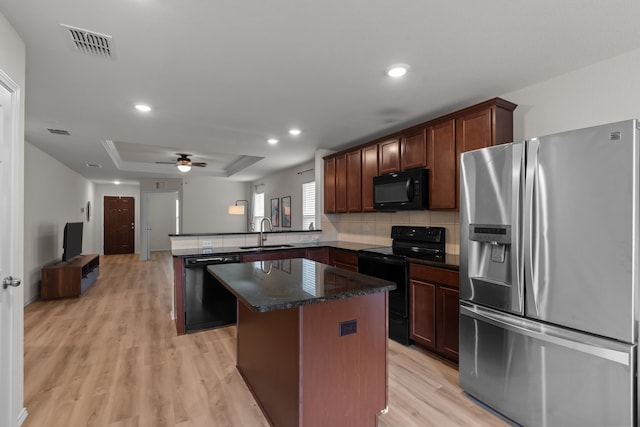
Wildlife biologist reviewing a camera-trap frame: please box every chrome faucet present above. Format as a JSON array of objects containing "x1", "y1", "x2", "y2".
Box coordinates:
[{"x1": 258, "y1": 217, "x2": 272, "y2": 247}]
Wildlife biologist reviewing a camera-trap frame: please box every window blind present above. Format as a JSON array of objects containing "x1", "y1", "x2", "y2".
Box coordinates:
[{"x1": 302, "y1": 181, "x2": 316, "y2": 230}]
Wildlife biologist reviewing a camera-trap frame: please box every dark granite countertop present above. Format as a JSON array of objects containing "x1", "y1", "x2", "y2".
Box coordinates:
[
  {"x1": 207, "y1": 259, "x2": 396, "y2": 313},
  {"x1": 169, "y1": 229, "x2": 322, "y2": 237},
  {"x1": 171, "y1": 240, "x2": 382, "y2": 258},
  {"x1": 172, "y1": 240, "x2": 460, "y2": 271}
]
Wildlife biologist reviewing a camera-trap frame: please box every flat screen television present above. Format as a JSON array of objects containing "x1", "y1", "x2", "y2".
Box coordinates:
[{"x1": 62, "y1": 222, "x2": 83, "y2": 262}]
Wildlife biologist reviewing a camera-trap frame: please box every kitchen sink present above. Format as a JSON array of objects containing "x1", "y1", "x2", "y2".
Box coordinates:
[{"x1": 239, "y1": 244, "x2": 295, "y2": 251}]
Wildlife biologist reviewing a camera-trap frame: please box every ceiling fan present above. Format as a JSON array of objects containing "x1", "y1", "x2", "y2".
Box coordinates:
[{"x1": 156, "y1": 153, "x2": 207, "y2": 172}]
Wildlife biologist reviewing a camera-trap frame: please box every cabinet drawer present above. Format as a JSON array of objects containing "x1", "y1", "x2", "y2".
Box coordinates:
[{"x1": 410, "y1": 263, "x2": 459, "y2": 288}]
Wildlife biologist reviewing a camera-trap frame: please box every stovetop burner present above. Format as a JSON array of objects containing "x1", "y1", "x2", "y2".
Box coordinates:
[{"x1": 362, "y1": 225, "x2": 446, "y2": 262}]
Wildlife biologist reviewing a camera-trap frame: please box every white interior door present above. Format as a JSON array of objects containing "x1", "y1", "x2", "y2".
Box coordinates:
[{"x1": 0, "y1": 71, "x2": 26, "y2": 426}]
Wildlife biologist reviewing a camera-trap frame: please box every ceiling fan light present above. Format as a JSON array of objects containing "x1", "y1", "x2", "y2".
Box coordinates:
[{"x1": 177, "y1": 164, "x2": 191, "y2": 172}]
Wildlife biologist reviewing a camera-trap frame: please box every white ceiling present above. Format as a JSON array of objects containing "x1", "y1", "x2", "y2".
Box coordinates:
[{"x1": 2, "y1": 0, "x2": 640, "y2": 183}]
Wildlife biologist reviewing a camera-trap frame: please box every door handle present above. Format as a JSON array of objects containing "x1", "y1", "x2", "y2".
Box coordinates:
[{"x1": 2, "y1": 276, "x2": 21, "y2": 289}]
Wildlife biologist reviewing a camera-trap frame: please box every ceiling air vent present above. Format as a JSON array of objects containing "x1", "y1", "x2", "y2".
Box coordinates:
[
  {"x1": 60, "y1": 24, "x2": 114, "y2": 58},
  {"x1": 47, "y1": 128, "x2": 70, "y2": 135},
  {"x1": 85, "y1": 163, "x2": 102, "y2": 168}
]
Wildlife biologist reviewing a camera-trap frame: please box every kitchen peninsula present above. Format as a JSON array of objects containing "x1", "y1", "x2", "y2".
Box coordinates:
[{"x1": 208, "y1": 259, "x2": 396, "y2": 427}]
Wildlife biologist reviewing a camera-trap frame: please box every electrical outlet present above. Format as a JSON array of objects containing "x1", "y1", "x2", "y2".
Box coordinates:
[
  {"x1": 339, "y1": 319, "x2": 357, "y2": 336},
  {"x1": 202, "y1": 240, "x2": 212, "y2": 248}
]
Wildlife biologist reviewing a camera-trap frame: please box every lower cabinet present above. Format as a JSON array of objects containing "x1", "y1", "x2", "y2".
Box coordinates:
[
  {"x1": 409, "y1": 263, "x2": 459, "y2": 362},
  {"x1": 242, "y1": 249, "x2": 306, "y2": 262},
  {"x1": 305, "y1": 247, "x2": 330, "y2": 264},
  {"x1": 329, "y1": 248, "x2": 358, "y2": 272}
]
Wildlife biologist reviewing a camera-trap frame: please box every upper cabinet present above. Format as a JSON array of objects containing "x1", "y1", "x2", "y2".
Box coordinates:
[
  {"x1": 323, "y1": 97, "x2": 516, "y2": 212},
  {"x1": 361, "y1": 145, "x2": 379, "y2": 212},
  {"x1": 346, "y1": 150, "x2": 362, "y2": 212},
  {"x1": 378, "y1": 138, "x2": 400, "y2": 174},
  {"x1": 335, "y1": 154, "x2": 347, "y2": 213},
  {"x1": 400, "y1": 127, "x2": 427, "y2": 170},
  {"x1": 324, "y1": 157, "x2": 336, "y2": 214},
  {"x1": 427, "y1": 119, "x2": 456, "y2": 210}
]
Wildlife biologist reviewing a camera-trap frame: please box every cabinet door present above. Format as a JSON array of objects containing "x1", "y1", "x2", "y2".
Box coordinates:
[
  {"x1": 410, "y1": 279, "x2": 436, "y2": 349},
  {"x1": 324, "y1": 158, "x2": 336, "y2": 214},
  {"x1": 346, "y1": 150, "x2": 362, "y2": 212},
  {"x1": 242, "y1": 249, "x2": 306, "y2": 262},
  {"x1": 335, "y1": 154, "x2": 347, "y2": 213},
  {"x1": 400, "y1": 128, "x2": 427, "y2": 170},
  {"x1": 378, "y1": 138, "x2": 400, "y2": 174},
  {"x1": 330, "y1": 248, "x2": 358, "y2": 271},
  {"x1": 436, "y1": 286, "x2": 460, "y2": 362},
  {"x1": 427, "y1": 119, "x2": 456, "y2": 209},
  {"x1": 361, "y1": 145, "x2": 378, "y2": 212},
  {"x1": 456, "y1": 107, "x2": 493, "y2": 154},
  {"x1": 305, "y1": 247, "x2": 329, "y2": 264}
]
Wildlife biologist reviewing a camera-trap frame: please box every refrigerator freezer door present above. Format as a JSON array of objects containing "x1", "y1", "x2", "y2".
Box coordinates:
[
  {"x1": 460, "y1": 142, "x2": 524, "y2": 315},
  {"x1": 459, "y1": 301, "x2": 635, "y2": 427},
  {"x1": 525, "y1": 120, "x2": 639, "y2": 343}
]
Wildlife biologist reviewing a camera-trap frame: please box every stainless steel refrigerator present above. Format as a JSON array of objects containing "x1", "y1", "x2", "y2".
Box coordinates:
[{"x1": 459, "y1": 120, "x2": 638, "y2": 426}]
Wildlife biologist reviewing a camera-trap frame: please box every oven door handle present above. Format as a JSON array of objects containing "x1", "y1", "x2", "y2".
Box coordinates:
[{"x1": 358, "y1": 253, "x2": 407, "y2": 267}]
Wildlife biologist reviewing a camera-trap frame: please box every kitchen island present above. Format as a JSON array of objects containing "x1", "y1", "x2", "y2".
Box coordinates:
[{"x1": 207, "y1": 259, "x2": 396, "y2": 427}]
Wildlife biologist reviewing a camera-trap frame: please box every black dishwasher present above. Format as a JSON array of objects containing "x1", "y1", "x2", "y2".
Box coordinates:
[{"x1": 184, "y1": 254, "x2": 240, "y2": 333}]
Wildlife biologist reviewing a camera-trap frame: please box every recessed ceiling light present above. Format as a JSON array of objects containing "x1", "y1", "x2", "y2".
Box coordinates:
[
  {"x1": 114, "y1": 180, "x2": 121, "y2": 185},
  {"x1": 289, "y1": 129, "x2": 301, "y2": 136},
  {"x1": 134, "y1": 104, "x2": 152, "y2": 112},
  {"x1": 387, "y1": 64, "x2": 409, "y2": 78},
  {"x1": 268, "y1": 138, "x2": 279, "y2": 145}
]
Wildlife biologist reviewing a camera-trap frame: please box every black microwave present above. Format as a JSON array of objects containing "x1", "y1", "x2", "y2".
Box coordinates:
[{"x1": 373, "y1": 167, "x2": 428, "y2": 211}]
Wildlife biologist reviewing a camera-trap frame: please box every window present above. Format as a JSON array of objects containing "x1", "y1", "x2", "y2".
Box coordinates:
[
  {"x1": 253, "y1": 192, "x2": 264, "y2": 231},
  {"x1": 302, "y1": 181, "x2": 316, "y2": 230}
]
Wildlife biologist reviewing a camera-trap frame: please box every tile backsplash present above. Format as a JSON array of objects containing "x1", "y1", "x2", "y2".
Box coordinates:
[{"x1": 322, "y1": 211, "x2": 460, "y2": 255}]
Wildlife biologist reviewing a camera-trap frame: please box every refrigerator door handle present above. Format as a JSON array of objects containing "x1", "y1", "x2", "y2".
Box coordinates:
[
  {"x1": 460, "y1": 302, "x2": 632, "y2": 366},
  {"x1": 524, "y1": 138, "x2": 540, "y2": 315},
  {"x1": 512, "y1": 142, "x2": 524, "y2": 313}
]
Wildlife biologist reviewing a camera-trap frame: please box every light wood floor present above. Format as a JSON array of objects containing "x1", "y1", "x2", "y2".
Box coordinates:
[{"x1": 23, "y1": 251, "x2": 508, "y2": 427}]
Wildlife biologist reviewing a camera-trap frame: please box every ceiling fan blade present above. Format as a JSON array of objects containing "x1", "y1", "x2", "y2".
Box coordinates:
[
  {"x1": 156, "y1": 161, "x2": 177, "y2": 164},
  {"x1": 191, "y1": 162, "x2": 207, "y2": 167}
]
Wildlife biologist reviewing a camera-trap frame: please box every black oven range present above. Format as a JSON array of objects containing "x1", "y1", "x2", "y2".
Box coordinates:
[{"x1": 357, "y1": 225, "x2": 446, "y2": 345}]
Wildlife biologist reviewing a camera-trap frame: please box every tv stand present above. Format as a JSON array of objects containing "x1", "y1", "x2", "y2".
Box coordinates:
[{"x1": 41, "y1": 254, "x2": 100, "y2": 299}]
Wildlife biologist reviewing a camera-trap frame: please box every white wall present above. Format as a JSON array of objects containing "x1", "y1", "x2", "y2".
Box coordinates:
[
  {"x1": 502, "y1": 48, "x2": 640, "y2": 140},
  {"x1": 148, "y1": 192, "x2": 177, "y2": 251},
  {"x1": 251, "y1": 160, "x2": 315, "y2": 231},
  {"x1": 181, "y1": 177, "x2": 248, "y2": 233},
  {"x1": 95, "y1": 183, "x2": 140, "y2": 254},
  {"x1": 23, "y1": 143, "x2": 96, "y2": 304}
]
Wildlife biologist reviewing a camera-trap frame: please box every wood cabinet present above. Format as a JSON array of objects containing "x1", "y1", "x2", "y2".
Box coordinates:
[
  {"x1": 324, "y1": 157, "x2": 336, "y2": 214},
  {"x1": 41, "y1": 254, "x2": 100, "y2": 299},
  {"x1": 346, "y1": 150, "x2": 362, "y2": 212},
  {"x1": 305, "y1": 247, "x2": 330, "y2": 264},
  {"x1": 242, "y1": 249, "x2": 306, "y2": 262},
  {"x1": 400, "y1": 127, "x2": 427, "y2": 170},
  {"x1": 378, "y1": 138, "x2": 400, "y2": 174},
  {"x1": 335, "y1": 154, "x2": 347, "y2": 213},
  {"x1": 323, "y1": 97, "x2": 516, "y2": 212},
  {"x1": 361, "y1": 144, "x2": 378, "y2": 212},
  {"x1": 409, "y1": 263, "x2": 459, "y2": 362},
  {"x1": 427, "y1": 119, "x2": 456, "y2": 209},
  {"x1": 329, "y1": 248, "x2": 359, "y2": 272}
]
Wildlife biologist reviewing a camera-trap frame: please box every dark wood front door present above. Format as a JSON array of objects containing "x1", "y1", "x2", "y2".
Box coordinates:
[{"x1": 104, "y1": 196, "x2": 135, "y2": 254}]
